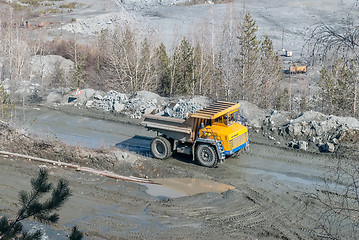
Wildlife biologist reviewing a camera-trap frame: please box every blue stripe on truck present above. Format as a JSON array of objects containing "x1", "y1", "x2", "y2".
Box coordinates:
[{"x1": 224, "y1": 141, "x2": 249, "y2": 155}]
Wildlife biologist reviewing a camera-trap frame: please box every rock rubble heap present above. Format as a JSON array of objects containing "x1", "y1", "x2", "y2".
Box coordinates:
[
  {"x1": 52, "y1": 88, "x2": 210, "y2": 119},
  {"x1": 120, "y1": 0, "x2": 225, "y2": 10},
  {"x1": 161, "y1": 98, "x2": 207, "y2": 119},
  {"x1": 62, "y1": 12, "x2": 136, "y2": 36},
  {"x1": 261, "y1": 110, "x2": 359, "y2": 152},
  {"x1": 80, "y1": 90, "x2": 167, "y2": 119}
]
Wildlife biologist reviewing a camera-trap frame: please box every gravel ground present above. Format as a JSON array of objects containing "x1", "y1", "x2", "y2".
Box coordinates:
[
  {"x1": 1, "y1": 107, "x2": 358, "y2": 239},
  {"x1": 0, "y1": 135, "x2": 343, "y2": 239}
]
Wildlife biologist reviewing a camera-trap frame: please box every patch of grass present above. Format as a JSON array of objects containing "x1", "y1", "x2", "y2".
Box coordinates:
[
  {"x1": 19, "y1": 0, "x2": 45, "y2": 7},
  {"x1": 29, "y1": 11, "x2": 41, "y2": 17},
  {"x1": 11, "y1": 2, "x2": 29, "y2": 12},
  {"x1": 40, "y1": 8, "x2": 59, "y2": 14},
  {"x1": 59, "y1": 2, "x2": 77, "y2": 9},
  {"x1": 43, "y1": 2, "x2": 55, "y2": 6}
]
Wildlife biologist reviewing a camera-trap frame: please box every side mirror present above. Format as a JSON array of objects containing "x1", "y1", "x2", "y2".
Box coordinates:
[{"x1": 200, "y1": 122, "x2": 205, "y2": 128}]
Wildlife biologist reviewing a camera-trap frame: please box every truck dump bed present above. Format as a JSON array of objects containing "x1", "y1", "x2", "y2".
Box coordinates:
[{"x1": 142, "y1": 114, "x2": 193, "y2": 142}]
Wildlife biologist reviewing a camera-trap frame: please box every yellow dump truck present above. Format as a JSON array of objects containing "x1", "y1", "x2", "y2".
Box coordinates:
[
  {"x1": 142, "y1": 101, "x2": 249, "y2": 167},
  {"x1": 289, "y1": 65, "x2": 307, "y2": 74}
]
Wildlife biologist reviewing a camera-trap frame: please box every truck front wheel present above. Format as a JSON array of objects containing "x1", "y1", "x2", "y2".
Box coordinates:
[
  {"x1": 196, "y1": 144, "x2": 218, "y2": 168},
  {"x1": 150, "y1": 136, "x2": 173, "y2": 160}
]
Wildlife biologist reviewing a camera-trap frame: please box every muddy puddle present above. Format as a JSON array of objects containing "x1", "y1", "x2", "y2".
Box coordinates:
[{"x1": 142, "y1": 178, "x2": 235, "y2": 199}]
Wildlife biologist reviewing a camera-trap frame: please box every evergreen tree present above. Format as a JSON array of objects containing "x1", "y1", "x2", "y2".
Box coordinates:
[
  {"x1": 236, "y1": 11, "x2": 260, "y2": 101},
  {"x1": 277, "y1": 88, "x2": 290, "y2": 111},
  {"x1": 156, "y1": 43, "x2": 171, "y2": 96},
  {"x1": 0, "y1": 81, "x2": 14, "y2": 120},
  {"x1": 173, "y1": 37, "x2": 194, "y2": 95},
  {"x1": 73, "y1": 59, "x2": 85, "y2": 89},
  {"x1": 0, "y1": 169, "x2": 81, "y2": 240},
  {"x1": 69, "y1": 226, "x2": 84, "y2": 240},
  {"x1": 308, "y1": 15, "x2": 359, "y2": 117}
]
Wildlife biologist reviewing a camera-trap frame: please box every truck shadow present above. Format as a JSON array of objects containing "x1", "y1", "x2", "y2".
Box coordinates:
[
  {"x1": 115, "y1": 135, "x2": 200, "y2": 166},
  {"x1": 171, "y1": 152, "x2": 200, "y2": 166},
  {"x1": 115, "y1": 135, "x2": 152, "y2": 156}
]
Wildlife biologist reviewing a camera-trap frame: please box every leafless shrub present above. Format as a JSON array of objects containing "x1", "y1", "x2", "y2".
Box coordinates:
[{"x1": 307, "y1": 158, "x2": 359, "y2": 239}]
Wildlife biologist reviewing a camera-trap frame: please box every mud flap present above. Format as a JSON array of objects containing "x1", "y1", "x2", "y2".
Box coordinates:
[{"x1": 192, "y1": 141, "x2": 197, "y2": 161}]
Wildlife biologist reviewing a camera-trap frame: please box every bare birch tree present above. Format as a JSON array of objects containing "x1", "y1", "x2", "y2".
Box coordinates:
[
  {"x1": 306, "y1": 157, "x2": 359, "y2": 239},
  {"x1": 308, "y1": 12, "x2": 359, "y2": 117},
  {"x1": 218, "y1": 3, "x2": 239, "y2": 101},
  {"x1": 101, "y1": 25, "x2": 160, "y2": 93},
  {"x1": 257, "y1": 35, "x2": 283, "y2": 109}
]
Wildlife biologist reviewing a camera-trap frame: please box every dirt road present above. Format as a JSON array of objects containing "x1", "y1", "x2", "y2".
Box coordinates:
[{"x1": 1, "y1": 106, "x2": 345, "y2": 239}]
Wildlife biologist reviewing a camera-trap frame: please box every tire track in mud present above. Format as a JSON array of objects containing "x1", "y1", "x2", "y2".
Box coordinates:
[
  {"x1": 158, "y1": 183, "x2": 308, "y2": 239},
  {"x1": 149, "y1": 141, "x2": 338, "y2": 239}
]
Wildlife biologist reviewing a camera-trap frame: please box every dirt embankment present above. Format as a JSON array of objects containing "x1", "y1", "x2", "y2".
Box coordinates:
[{"x1": 0, "y1": 119, "x2": 181, "y2": 179}]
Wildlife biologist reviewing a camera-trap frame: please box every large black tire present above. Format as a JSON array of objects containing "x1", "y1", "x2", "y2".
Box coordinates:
[
  {"x1": 196, "y1": 144, "x2": 218, "y2": 168},
  {"x1": 150, "y1": 136, "x2": 173, "y2": 160}
]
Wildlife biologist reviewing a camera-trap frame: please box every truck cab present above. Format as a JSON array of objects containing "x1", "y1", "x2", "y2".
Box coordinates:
[
  {"x1": 198, "y1": 108, "x2": 249, "y2": 155},
  {"x1": 189, "y1": 101, "x2": 249, "y2": 167}
]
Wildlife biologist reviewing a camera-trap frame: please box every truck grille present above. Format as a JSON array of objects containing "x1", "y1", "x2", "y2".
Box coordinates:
[{"x1": 229, "y1": 132, "x2": 248, "y2": 149}]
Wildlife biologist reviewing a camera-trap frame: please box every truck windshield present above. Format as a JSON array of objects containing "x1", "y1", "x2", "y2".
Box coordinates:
[
  {"x1": 228, "y1": 111, "x2": 239, "y2": 125},
  {"x1": 214, "y1": 110, "x2": 239, "y2": 126}
]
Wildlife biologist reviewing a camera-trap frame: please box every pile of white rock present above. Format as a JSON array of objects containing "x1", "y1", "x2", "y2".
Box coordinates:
[
  {"x1": 162, "y1": 99, "x2": 204, "y2": 119},
  {"x1": 263, "y1": 110, "x2": 359, "y2": 152},
  {"x1": 84, "y1": 90, "x2": 166, "y2": 119}
]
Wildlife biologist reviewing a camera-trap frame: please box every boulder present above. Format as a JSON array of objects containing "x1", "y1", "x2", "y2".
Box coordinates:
[
  {"x1": 143, "y1": 106, "x2": 156, "y2": 115},
  {"x1": 320, "y1": 142, "x2": 335, "y2": 153},
  {"x1": 113, "y1": 102, "x2": 125, "y2": 112},
  {"x1": 331, "y1": 115, "x2": 359, "y2": 129},
  {"x1": 288, "y1": 141, "x2": 296, "y2": 148},
  {"x1": 267, "y1": 110, "x2": 291, "y2": 127},
  {"x1": 85, "y1": 100, "x2": 94, "y2": 108},
  {"x1": 190, "y1": 95, "x2": 212, "y2": 107},
  {"x1": 297, "y1": 141, "x2": 308, "y2": 151},
  {"x1": 46, "y1": 91, "x2": 63, "y2": 104},
  {"x1": 286, "y1": 123, "x2": 302, "y2": 137}
]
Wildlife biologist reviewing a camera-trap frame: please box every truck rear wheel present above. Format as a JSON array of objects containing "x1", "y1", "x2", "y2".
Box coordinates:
[
  {"x1": 150, "y1": 136, "x2": 173, "y2": 160},
  {"x1": 196, "y1": 144, "x2": 218, "y2": 168}
]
